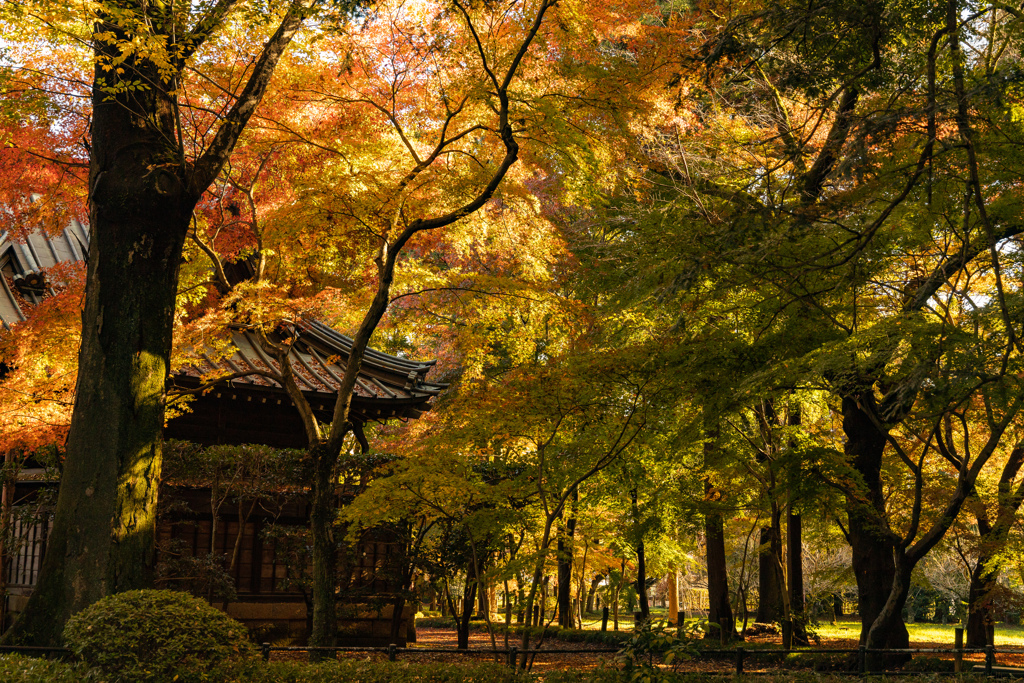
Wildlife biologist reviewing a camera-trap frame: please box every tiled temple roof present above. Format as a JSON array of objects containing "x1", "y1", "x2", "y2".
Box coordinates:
[
  {"x1": 0, "y1": 222, "x2": 90, "y2": 329},
  {"x1": 172, "y1": 322, "x2": 446, "y2": 422},
  {"x1": 0, "y1": 226, "x2": 444, "y2": 423}
]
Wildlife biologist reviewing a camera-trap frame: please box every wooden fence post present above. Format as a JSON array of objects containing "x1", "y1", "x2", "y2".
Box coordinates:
[
  {"x1": 954, "y1": 626, "x2": 963, "y2": 673},
  {"x1": 388, "y1": 643, "x2": 397, "y2": 662},
  {"x1": 735, "y1": 646, "x2": 744, "y2": 674},
  {"x1": 985, "y1": 644, "x2": 994, "y2": 675},
  {"x1": 261, "y1": 642, "x2": 270, "y2": 662}
]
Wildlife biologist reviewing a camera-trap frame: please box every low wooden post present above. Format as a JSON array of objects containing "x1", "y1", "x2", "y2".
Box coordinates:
[
  {"x1": 677, "y1": 611, "x2": 685, "y2": 636},
  {"x1": 508, "y1": 645, "x2": 518, "y2": 669},
  {"x1": 601, "y1": 606, "x2": 609, "y2": 632},
  {"x1": 985, "y1": 644, "x2": 994, "y2": 675},
  {"x1": 719, "y1": 618, "x2": 728, "y2": 647},
  {"x1": 782, "y1": 619, "x2": 792, "y2": 651},
  {"x1": 857, "y1": 645, "x2": 866, "y2": 674},
  {"x1": 953, "y1": 626, "x2": 963, "y2": 673},
  {"x1": 735, "y1": 646, "x2": 745, "y2": 674},
  {"x1": 261, "y1": 642, "x2": 270, "y2": 662},
  {"x1": 388, "y1": 643, "x2": 397, "y2": 662}
]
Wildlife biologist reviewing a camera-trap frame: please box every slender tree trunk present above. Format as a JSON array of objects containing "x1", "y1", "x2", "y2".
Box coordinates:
[
  {"x1": 842, "y1": 392, "x2": 909, "y2": 650},
  {"x1": 586, "y1": 575, "x2": 602, "y2": 613},
  {"x1": 705, "y1": 481, "x2": 735, "y2": 640},
  {"x1": 458, "y1": 566, "x2": 478, "y2": 650},
  {"x1": 635, "y1": 538, "x2": 649, "y2": 622},
  {"x1": 556, "y1": 492, "x2": 576, "y2": 627},
  {"x1": 631, "y1": 489, "x2": 650, "y2": 622}
]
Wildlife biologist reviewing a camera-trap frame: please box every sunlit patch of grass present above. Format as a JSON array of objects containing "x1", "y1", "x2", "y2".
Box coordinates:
[{"x1": 815, "y1": 619, "x2": 1024, "y2": 647}]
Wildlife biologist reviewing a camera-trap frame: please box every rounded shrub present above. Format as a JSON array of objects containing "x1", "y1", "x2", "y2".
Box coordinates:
[{"x1": 63, "y1": 589, "x2": 255, "y2": 682}]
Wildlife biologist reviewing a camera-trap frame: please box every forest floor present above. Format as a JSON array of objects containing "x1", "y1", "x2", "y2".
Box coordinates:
[
  {"x1": 279, "y1": 620, "x2": 1024, "y2": 674},
  {"x1": 381, "y1": 621, "x2": 1024, "y2": 674}
]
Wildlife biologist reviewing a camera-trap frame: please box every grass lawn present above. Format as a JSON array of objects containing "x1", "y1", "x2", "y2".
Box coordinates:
[
  {"x1": 573, "y1": 610, "x2": 1024, "y2": 647},
  {"x1": 815, "y1": 619, "x2": 1024, "y2": 646}
]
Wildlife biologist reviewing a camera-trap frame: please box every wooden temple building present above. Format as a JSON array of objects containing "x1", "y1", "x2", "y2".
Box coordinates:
[{"x1": 0, "y1": 228, "x2": 446, "y2": 644}]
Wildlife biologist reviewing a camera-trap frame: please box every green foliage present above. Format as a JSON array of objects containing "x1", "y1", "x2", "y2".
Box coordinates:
[
  {"x1": 0, "y1": 654, "x2": 90, "y2": 683},
  {"x1": 782, "y1": 651, "x2": 851, "y2": 672},
  {"x1": 212, "y1": 660, "x2": 524, "y2": 683},
  {"x1": 613, "y1": 620, "x2": 697, "y2": 682},
  {"x1": 62, "y1": 589, "x2": 256, "y2": 682},
  {"x1": 901, "y1": 656, "x2": 955, "y2": 673}
]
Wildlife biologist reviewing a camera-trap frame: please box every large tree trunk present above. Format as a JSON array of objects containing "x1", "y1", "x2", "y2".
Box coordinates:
[
  {"x1": 966, "y1": 444, "x2": 1024, "y2": 647},
  {"x1": 966, "y1": 548, "x2": 996, "y2": 648},
  {"x1": 865, "y1": 558, "x2": 914, "y2": 670},
  {"x1": 8, "y1": 63, "x2": 191, "y2": 646},
  {"x1": 787, "y1": 511, "x2": 808, "y2": 644},
  {"x1": 705, "y1": 481, "x2": 735, "y2": 640},
  {"x1": 309, "y1": 447, "x2": 339, "y2": 650},
  {"x1": 842, "y1": 392, "x2": 909, "y2": 650},
  {"x1": 756, "y1": 524, "x2": 783, "y2": 623}
]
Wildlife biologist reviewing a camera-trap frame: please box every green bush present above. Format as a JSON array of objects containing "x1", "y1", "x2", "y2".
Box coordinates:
[
  {"x1": 63, "y1": 589, "x2": 256, "y2": 682},
  {"x1": 0, "y1": 654, "x2": 90, "y2": 683}
]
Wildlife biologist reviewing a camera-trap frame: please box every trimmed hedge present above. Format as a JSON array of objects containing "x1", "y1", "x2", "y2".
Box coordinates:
[
  {"x1": 63, "y1": 589, "x2": 255, "y2": 682},
  {"x1": 0, "y1": 654, "x2": 90, "y2": 683}
]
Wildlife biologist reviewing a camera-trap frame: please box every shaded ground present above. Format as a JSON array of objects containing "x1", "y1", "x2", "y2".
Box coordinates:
[{"x1": 270, "y1": 622, "x2": 1024, "y2": 675}]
